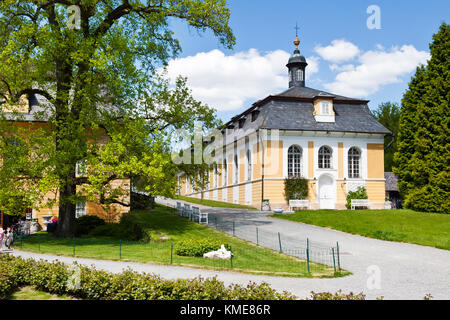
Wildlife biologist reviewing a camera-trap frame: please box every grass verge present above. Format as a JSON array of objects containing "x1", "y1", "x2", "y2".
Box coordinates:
[
  {"x1": 16, "y1": 205, "x2": 344, "y2": 278},
  {"x1": 271, "y1": 209, "x2": 450, "y2": 250}
]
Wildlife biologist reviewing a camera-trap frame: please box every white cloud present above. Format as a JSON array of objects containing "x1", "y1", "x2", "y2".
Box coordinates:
[
  {"x1": 165, "y1": 49, "x2": 319, "y2": 111},
  {"x1": 315, "y1": 39, "x2": 360, "y2": 63},
  {"x1": 324, "y1": 45, "x2": 430, "y2": 97},
  {"x1": 329, "y1": 64, "x2": 355, "y2": 72}
]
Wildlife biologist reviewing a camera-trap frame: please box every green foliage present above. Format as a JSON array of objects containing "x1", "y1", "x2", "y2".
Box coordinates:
[
  {"x1": 394, "y1": 23, "x2": 450, "y2": 214},
  {"x1": 284, "y1": 176, "x2": 309, "y2": 202},
  {"x1": 87, "y1": 214, "x2": 149, "y2": 242},
  {"x1": 306, "y1": 290, "x2": 366, "y2": 300},
  {"x1": 74, "y1": 215, "x2": 106, "y2": 237},
  {"x1": 345, "y1": 186, "x2": 368, "y2": 209},
  {"x1": 0, "y1": 1, "x2": 234, "y2": 236},
  {"x1": 373, "y1": 102, "x2": 401, "y2": 171},
  {"x1": 175, "y1": 239, "x2": 231, "y2": 257},
  {"x1": 0, "y1": 255, "x2": 295, "y2": 300}
]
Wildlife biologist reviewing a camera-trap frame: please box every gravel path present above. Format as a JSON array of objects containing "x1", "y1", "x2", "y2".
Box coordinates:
[{"x1": 156, "y1": 197, "x2": 450, "y2": 300}]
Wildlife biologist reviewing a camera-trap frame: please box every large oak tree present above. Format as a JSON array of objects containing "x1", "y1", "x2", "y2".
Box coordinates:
[{"x1": 0, "y1": 0, "x2": 234, "y2": 236}]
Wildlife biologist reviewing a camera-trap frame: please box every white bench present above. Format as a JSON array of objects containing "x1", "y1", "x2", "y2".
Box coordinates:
[
  {"x1": 191, "y1": 206, "x2": 209, "y2": 224},
  {"x1": 351, "y1": 199, "x2": 370, "y2": 210},
  {"x1": 289, "y1": 200, "x2": 310, "y2": 211}
]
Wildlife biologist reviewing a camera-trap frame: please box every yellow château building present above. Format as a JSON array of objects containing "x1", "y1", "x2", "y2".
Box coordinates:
[{"x1": 178, "y1": 36, "x2": 391, "y2": 211}]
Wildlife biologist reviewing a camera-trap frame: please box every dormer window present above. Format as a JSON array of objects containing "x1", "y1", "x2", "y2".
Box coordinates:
[
  {"x1": 314, "y1": 99, "x2": 335, "y2": 123},
  {"x1": 251, "y1": 109, "x2": 260, "y2": 122},
  {"x1": 321, "y1": 101, "x2": 331, "y2": 115},
  {"x1": 238, "y1": 117, "x2": 246, "y2": 128}
]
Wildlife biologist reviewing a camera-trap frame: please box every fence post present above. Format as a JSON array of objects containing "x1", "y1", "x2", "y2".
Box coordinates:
[
  {"x1": 119, "y1": 240, "x2": 122, "y2": 259},
  {"x1": 73, "y1": 237, "x2": 76, "y2": 257},
  {"x1": 278, "y1": 232, "x2": 283, "y2": 253},
  {"x1": 336, "y1": 242, "x2": 341, "y2": 271},
  {"x1": 38, "y1": 233, "x2": 40, "y2": 253},
  {"x1": 306, "y1": 238, "x2": 310, "y2": 273},
  {"x1": 170, "y1": 242, "x2": 173, "y2": 264},
  {"x1": 232, "y1": 221, "x2": 235, "y2": 237},
  {"x1": 256, "y1": 227, "x2": 259, "y2": 246},
  {"x1": 230, "y1": 245, "x2": 233, "y2": 269},
  {"x1": 332, "y1": 247, "x2": 336, "y2": 273}
]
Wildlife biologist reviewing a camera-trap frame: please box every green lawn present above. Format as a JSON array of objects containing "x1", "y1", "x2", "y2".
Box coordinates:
[
  {"x1": 271, "y1": 209, "x2": 450, "y2": 250},
  {"x1": 175, "y1": 195, "x2": 257, "y2": 210},
  {"x1": 17, "y1": 205, "x2": 342, "y2": 278},
  {"x1": 7, "y1": 286, "x2": 75, "y2": 300}
]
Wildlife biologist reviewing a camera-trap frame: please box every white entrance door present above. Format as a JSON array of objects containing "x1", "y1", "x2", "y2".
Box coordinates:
[{"x1": 319, "y1": 175, "x2": 335, "y2": 209}]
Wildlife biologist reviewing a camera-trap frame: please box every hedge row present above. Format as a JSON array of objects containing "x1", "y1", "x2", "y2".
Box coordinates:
[{"x1": 0, "y1": 255, "x2": 295, "y2": 300}]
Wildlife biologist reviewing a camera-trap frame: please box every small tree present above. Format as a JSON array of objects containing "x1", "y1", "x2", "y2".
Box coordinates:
[
  {"x1": 346, "y1": 186, "x2": 368, "y2": 209},
  {"x1": 284, "y1": 177, "x2": 309, "y2": 202}
]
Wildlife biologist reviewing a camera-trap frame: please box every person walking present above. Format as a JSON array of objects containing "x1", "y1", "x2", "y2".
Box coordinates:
[
  {"x1": 0, "y1": 227, "x2": 4, "y2": 252},
  {"x1": 5, "y1": 227, "x2": 13, "y2": 250}
]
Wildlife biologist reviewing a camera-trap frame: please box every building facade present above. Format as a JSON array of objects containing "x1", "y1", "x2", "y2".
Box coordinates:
[
  {"x1": 1, "y1": 94, "x2": 130, "y2": 227},
  {"x1": 178, "y1": 35, "x2": 391, "y2": 210}
]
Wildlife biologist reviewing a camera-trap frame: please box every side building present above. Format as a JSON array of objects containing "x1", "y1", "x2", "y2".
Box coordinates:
[{"x1": 1, "y1": 94, "x2": 130, "y2": 227}]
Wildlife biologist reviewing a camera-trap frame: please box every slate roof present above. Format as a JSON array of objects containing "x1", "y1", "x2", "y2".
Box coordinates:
[
  {"x1": 225, "y1": 86, "x2": 391, "y2": 135},
  {"x1": 2, "y1": 93, "x2": 50, "y2": 122},
  {"x1": 385, "y1": 172, "x2": 399, "y2": 191}
]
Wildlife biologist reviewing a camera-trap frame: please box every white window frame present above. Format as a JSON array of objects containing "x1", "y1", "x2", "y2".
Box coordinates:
[
  {"x1": 75, "y1": 160, "x2": 87, "y2": 177},
  {"x1": 223, "y1": 159, "x2": 228, "y2": 186},
  {"x1": 348, "y1": 147, "x2": 361, "y2": 178},
  {"x1": 296, "y1": 69, "x2": 304, "y2": 82},
  {"x1": 287, "y1": 145, "x2": 303, "y2": 177},
  {"x1": 234, "y1": 155, "x2": 239, "y2": 184},
  {"x1": 318, "y1": 146, "x2": 332, "y2": 169},
  {"x1": 321, "y1": 101, "x2": 331, "y2": 115},
  {"x1": 247, "y1": 150, "x2": 252, "y2": 181},
  {"x1": 75, "y1": 200, "x2": 87, "y2": 218}
]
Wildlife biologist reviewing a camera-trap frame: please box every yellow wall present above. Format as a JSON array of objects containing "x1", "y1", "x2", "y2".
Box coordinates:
[
  {"x1": 308, "y1": 141, "x2": 314, "y2": 178},
  {"x1": 366, "y1": 180, "x2": 385, "y2": 203},
  {"x1": 265, "y1": 140, "x2": 283, "y2": 178},
  {"x1": 338, "y1": 142, "x2": 344, "y2": 179},
  {"x1": 367, "y1": 143, "x2": 384, "y2": 179}
]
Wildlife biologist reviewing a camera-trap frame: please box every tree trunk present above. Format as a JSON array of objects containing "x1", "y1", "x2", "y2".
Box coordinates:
[{"x1": 55, "y1": 180, "x2": 76, "y2": 238}]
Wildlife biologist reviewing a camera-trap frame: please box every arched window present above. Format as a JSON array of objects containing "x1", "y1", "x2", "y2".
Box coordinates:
[
  {"x1": 213, "y1": 165, "x2": 218, "y2": 188},
  {"x1": 247, "y1": 150, "x2": 252, "y2": 181},
  {"x1": 318, "y1": 146, "x2": 332, "y2": 169},
  {"x1": 287, "y1": 145, "x2": 302, "y2": 177},
  {"x1": 348, "y1": 147, "x2": 361, "y2": 178},
  {"x1": 234, "y1": 155, "x2": 239, "y2": 184},
  {"x1": 223, "y1": 159, "x2": 227, "y2": 186},
  {"x1": 296, "y1": 69, "x2": 304, "y2": 82}
]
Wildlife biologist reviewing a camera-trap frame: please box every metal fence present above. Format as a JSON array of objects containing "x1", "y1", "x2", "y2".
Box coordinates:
[
  {"x1": 171, "y1": 202, "x2": 342, "y2": 273},
  {"x1": 13, "y1": 233, "x2": 336, "y2": 276}
]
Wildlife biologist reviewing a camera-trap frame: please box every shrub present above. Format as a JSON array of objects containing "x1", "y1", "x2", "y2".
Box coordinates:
[
  {"x1": 306, "y1": 290, "x2": 366, "y2": 300},
  {"x1": 175, "y1": 239, "x2": 231, "y2": 257},
  {"x1": 75, "y1": 215, "x2": 106, "y2": 237},
  {"x1": 284, "y1": 177, "x2": 309, "y2": 202},
  {"x1": 87, "y1": 214, "x2": 149, "y2": 242},
  {"x1": 0, "y1": 255, "x2": 296, "y2": 300},
  {"x1": 346, "y1": 186, "x2": 368, "y2": 209}
]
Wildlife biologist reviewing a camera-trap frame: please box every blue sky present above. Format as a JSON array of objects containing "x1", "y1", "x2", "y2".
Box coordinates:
[{"x1": 166, "y1": 0, "x2": 449, "y2": 122}]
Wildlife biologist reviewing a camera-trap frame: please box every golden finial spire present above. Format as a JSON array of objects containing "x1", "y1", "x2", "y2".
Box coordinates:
[{"x1": 294, "y1": 23, "x2": 300, "y2": 49}]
